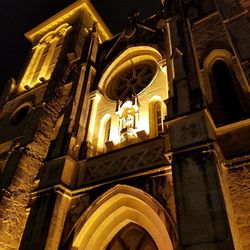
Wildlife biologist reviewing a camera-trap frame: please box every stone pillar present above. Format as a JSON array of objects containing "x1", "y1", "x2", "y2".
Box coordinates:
[
  {"x1": 85, "y1": 90, "x2": 101, "y2": 156},
  {"x1": 172, "y1": 150, "x2": 234, "y2": 250},
  {"x1": 167, "y1": 110, "x2": 235, "y2": 249},
  {"x1": 44, "y1": 191, "x2": 72, "y2": 250}
]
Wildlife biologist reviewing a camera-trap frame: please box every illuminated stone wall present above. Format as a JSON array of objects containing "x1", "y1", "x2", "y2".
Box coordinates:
[
  {"x1": 88, "y1": 47, "x2": 168, "y2": 155},
  {"x1": 1, "y1": 1, "x2": 250, "y2": 249},
  {"x1": 0, "y1": 83, "x2": 71, "y2": 249},
  {"x1": 222, "y1": 167, "x2": 250, "y2": 250}
]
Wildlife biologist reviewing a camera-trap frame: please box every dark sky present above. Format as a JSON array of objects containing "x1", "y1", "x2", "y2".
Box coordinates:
[{"x1": 0, "y1": 0, "x2": 162, "y2": 87}]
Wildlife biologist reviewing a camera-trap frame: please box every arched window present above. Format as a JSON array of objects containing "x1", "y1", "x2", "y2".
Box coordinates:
[
  {"x1": 155, "y1": 102, "x2": 163, "y2": 135},
  {"x1": 149, "y1": 99, "x2": 163, "y2": 137},
  {"x1": 98, "y1": 115, "x2": 112, "y2": 153},
  {"x1": 210, "y1": 60, "x2": 244, "y2": 125},
  {"x1": 104, "y1": 118, "x2": 111, "y2": 145}
]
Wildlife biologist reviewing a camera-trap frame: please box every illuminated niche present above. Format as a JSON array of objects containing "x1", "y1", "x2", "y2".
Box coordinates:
[
  {"x1": 116, "y1": 100, "x2": 139, "y2": 141},
  {"x1": 19, "y1": 23, "x2": 71, "y2": 91},
  {"x1": 98, "y1": 114, "x2": 112, "y2": 153},
  {"x1": 105, "y1": 49, "x2": 161, "y2": 142}
]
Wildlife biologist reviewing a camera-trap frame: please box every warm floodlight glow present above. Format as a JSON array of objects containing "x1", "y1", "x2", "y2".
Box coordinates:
[
  {"x1": 72, "y1": 186, "x2": 174, "y2": 250},
  {"x1": 19, "y1": 23, "x2": 71, "y2": 92}
]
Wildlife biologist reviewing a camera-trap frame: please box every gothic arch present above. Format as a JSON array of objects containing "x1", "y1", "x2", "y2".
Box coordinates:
[
  {"x1": 70, "y1": 185, "x2": 176, "y2": 250},
  {"x1": 203, "y1": 49, "x2": 233, "y2": 71},
  {"x1": 202, "y1": 49, "x2": 247, "y2": 125}
]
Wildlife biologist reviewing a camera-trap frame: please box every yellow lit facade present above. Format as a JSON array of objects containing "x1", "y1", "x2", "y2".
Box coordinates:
[
  {"x1": 19, "y1": 23, "x2": 72, "y2": 91},
  {"x1": 1, "y1": 1, "x2": 250, "y2": 250}
]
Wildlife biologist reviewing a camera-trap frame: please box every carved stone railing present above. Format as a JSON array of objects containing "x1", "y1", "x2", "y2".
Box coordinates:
[{"x1": 77, "y1": 136, "x2": 170, "y2": 186}]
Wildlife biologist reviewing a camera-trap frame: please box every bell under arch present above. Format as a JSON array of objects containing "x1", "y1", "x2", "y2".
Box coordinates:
[{"x1": 70, "y1": 185, "x2": 176, "y2": 250}]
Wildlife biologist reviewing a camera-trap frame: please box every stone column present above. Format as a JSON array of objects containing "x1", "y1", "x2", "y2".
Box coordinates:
[{"x1": 167, "y1": 110, "x2": 235, "y2": 249}]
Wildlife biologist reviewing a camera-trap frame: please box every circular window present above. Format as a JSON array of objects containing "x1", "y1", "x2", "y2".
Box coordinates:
[
  {"x1": 10, "y1": 103, "x2": 32, "y2": 126},
  {"x1": 106, "y1": 60, "x2": 157, "y2": 101}
]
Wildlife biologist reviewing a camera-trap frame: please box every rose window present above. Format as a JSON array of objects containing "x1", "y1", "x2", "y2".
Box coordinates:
[{"x1": 106, "y1": 60, "x2": 157, "y2": 101}]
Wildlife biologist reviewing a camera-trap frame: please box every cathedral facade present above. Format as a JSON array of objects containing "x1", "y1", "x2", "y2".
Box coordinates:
[{"x1": 0, "y1": 0, "x2": 250, "y2": 249}]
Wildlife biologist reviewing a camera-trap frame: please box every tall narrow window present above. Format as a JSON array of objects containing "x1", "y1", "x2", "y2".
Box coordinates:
[
  {"x1": 155, "y1": 102, "x2": 163, "y2": 135},
  {"x1": 149, "y1": 99, "x2": 163, "y2": 137},
  {"x1": 98, "y1": 115, "x2": 112, "y2": 153},
  {"x1": 104, "y1": 118, "x2": 111, "y2": 145},
  {"x1": 210, "y1": 60, "x2": 244, "y2": 125},
  {"x1": 31, "y1": 44, "x2": 50, "y2": 84},
  {"x1": 46, "y1": 35, "x2": 64, "y2": 78},
  {"x1": 19, "y1": 23, "x2": 71, "y2": 91}
]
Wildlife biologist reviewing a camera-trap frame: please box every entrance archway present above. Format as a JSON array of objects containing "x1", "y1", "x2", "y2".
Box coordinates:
[{"x1": 71, "y1": 185, "x2": 176, "y2": 250}]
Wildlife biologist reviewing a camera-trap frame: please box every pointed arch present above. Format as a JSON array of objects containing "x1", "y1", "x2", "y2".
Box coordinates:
[
  {"x1": 203, "y1": 49, "x2": 248, "y2": 126},
  {"x1": 70, "y1": 185, "x2": 176, "y2": 250}
]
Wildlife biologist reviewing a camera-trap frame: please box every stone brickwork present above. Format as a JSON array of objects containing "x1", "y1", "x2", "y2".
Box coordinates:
[
  {"x1": 224, "y1": 166, "x2": 250, "y2": 250},
  {"x1": 0, "y1": 82, "x2": 71, "y2": 250},
  {"x1": 191, "y1": 14, "x2": 230, "y2": 65},
  {"x1": 215, "y1": 0, "x2": 243, "y2": 19}
]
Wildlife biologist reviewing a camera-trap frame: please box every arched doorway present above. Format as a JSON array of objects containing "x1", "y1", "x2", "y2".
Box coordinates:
[{"x1": 70, "y1": 185, "x2": 176, "y2": 250}]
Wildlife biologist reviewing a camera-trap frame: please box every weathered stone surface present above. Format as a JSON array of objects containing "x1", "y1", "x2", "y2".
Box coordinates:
[
  {"x1": 217, "y1": 124, "x2": 250, "y2": 159},
  {"x1": 227, "y1": 17, "x2": 250, "y2": 61},
  {"x1": 224, "y1": 166, "x2": 250, "y2": 250},
  {"x1": 0, "y1": 83, "x2": 71, "y2": 250},
  {"x1": 169, "y1": 111, "x2": 215, "y2": 150},
  {"x1": 19, "y1": 193, "x2": 57, "y2": 250},
  {"x1": 173, "y1": 151, "x2": 234, "y2": 250},
  {"x1": 191, "y1": 14, "x2": 230, "y2": 65},
  {"x1": 215, "y1": 0, "x2": 243, "y2": 19}
]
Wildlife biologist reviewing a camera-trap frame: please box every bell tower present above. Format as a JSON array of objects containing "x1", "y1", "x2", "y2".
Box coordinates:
[{"x1": 0, "y1": 1, "x2": 110, "y2": 249}]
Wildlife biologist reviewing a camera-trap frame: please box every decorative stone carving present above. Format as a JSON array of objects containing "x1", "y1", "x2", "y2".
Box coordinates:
[
  {"x1": 78, "y1": 137, "x2": 169, "y2": 185},
  {"x1": 169, "y1": 110, "x2": 215, "y2": 150}
]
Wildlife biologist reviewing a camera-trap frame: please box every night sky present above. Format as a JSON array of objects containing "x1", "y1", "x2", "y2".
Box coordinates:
[{"x1": 0, "y1": 0, "x2": 162, "y2": 89}]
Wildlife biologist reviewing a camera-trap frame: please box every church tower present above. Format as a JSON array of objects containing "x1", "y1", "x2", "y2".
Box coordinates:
[{"x1": 0, "y1": 0, "x2": 250, "y2": 249}]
